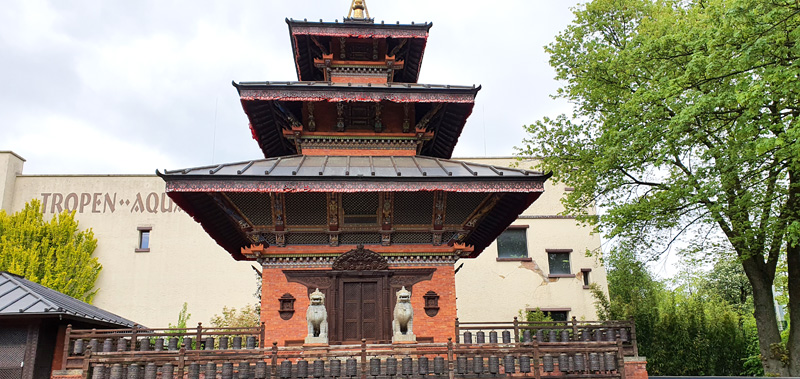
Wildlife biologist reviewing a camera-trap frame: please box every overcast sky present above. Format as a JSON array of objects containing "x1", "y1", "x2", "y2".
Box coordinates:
[{"x1": 1, "y1": 0, "x2": 583, "y2": 174}]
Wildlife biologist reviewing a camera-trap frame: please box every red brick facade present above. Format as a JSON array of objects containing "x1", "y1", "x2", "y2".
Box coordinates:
[
  {"x1": 260, "y1": 267, "x2": 321, "y2": 345},
  {"x1": 405, "y1": 265, "x2": 456, "y2": 342},
  {"x1": 624, "y1": 358, "x2": 649, "y2": 379},
  {"x1": 260, "y1": 265, "x2": 457, "y2": 346}
]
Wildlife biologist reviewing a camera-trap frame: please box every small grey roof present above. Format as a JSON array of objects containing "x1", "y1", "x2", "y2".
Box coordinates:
[
  {"x1": 162, "y1": 155, "x2": 543, "y2": 179},
  {"x1": 0, "y1": 272, "x2": 136, "y2": 327}
]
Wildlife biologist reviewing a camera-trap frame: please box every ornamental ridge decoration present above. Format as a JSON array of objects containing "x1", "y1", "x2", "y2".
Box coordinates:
[{"x1": 332, "y1": 244, "x2": 389, "y2": 271}]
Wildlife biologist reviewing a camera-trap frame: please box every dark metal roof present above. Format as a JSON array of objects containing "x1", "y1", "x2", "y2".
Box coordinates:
[
  {"x1": 0, "y1": 272, "x2": 136, "y2": 327},
  {"x1": 234, "y1": 81, "x2": 480, "y2": 100},
  {"x1": 286, "y1": 19, "x2": 430, "y2": 83},
  {"x1": 159, "y1": 156, "x2": 550, "y2": 261},
  {"x1": 161, "y1": 155, "x2": 546, "y2": 183},
  {"x1": 233, "y1": 82, "x2": 479, "y2": 159}
]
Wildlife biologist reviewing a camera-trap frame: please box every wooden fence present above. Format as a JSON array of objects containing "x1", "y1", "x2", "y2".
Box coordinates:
[
  {"x1": 61, "y1": 319, "x2": 636, "y2": 379},
  {"x1": 72, "y1": 338, "x2": 626, "y2": 379},
  {"x1": 455, "y1": 317, "x2": 638, "y2": 357}
]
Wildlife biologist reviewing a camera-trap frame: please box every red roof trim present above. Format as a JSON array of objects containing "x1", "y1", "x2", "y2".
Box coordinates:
[
  {"x1": 238, "y1": 90, "x2": 476, "y2": 104},
  {"x1": 165, "y1": 180, "x2": 545, "y2": 193},
  {"x1": 290, "y1": 26, "x2": 429, "y2": 39}
]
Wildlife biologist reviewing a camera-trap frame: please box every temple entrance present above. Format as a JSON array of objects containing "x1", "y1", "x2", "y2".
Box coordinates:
[
  {"x1": 339, "y1": 278, "x2": 387, "y2": 343},
  {"x1": 283, "y1": 246, "x2": 436, "y2": 345}
]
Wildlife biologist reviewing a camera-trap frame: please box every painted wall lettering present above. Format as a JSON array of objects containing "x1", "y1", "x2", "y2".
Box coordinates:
[{"x1": 40, "y1": 192, "x2": 180, "y2": 214}]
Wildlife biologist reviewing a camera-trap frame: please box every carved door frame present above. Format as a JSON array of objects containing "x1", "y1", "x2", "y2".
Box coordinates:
[
  {"x1": 335, "y1": 271, "x2": 390, "y2": 344},
  {"x1": 282, "y1": 246, "x2": 435, "y2": 344}
]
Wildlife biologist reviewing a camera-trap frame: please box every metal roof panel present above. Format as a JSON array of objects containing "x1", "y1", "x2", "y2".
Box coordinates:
[{"x1": 0, "y1": 272, "x2": 136, "y2": 327}]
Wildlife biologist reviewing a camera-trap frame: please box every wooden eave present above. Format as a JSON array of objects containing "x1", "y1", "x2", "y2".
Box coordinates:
[
  {"x1": 286, "y1": 19, "x2": 430, "y2": 83},
  {"x1": 233, "y1": 82, "x2": 480, "y2": 159},
  {"x1": 159, "y1": 157, "x2": 549, "y2": 261}
]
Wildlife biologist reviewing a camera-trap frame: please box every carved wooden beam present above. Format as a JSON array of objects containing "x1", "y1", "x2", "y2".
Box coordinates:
[
  {"x1": 211, "y1": 193, "x2": 253, "y2": 237},
  {"x1": 309, "y1": 35, "x2": 329, "y2": 55},
  {"x1": 416, "y1": 103, "x2": 444, "y2": 131},
  {"x1": 463, "y1": 194, "x2": 502, "y2": 230},
  {"x1": 389, "y1": 38, "x2": 407, "y2": 58}
]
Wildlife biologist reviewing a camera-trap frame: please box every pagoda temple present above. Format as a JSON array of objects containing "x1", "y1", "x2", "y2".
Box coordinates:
[{"x1": 159, "y1": 0, "x2": 550, "y2": 346}]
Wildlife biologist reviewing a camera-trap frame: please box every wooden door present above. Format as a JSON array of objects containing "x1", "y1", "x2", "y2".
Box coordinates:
[{"x1": 341, "y1": 280, "x2": 381, "y2": 342}]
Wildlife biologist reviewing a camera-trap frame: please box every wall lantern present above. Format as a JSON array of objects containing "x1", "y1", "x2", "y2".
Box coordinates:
[
  {"x1": 278, "y1": 293, "x2": 296, "y2": 320},
  {"x1": 423, "y1": 291, "x2": 440, "y2": 317}
]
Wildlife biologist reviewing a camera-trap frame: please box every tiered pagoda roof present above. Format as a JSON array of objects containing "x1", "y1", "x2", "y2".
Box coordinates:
[
  {"x1": 161, "y1": 2, "x2": 550, "y2": 263},
  {"x1": 236, "y1": 81, "x2": 480, "y2": 158}
]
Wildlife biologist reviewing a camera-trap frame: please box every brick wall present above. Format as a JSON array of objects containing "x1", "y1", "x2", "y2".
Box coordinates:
[
  {"x1": 624, "y1": 357, "x2": 648, "y2": 379},
  {"x1": 260, "y1": 265, "x2": 457, "y2": 345},
  {"x1": 260, "y1": 267, "x2": 319, "y2": 345},
  {"x1": 406, "y1": 265, "x2": 456, "y2": 342}
]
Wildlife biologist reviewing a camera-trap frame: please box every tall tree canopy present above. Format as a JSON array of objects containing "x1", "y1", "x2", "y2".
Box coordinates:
[
  {"x1": 0, "y1": 200, "x2": 101, "y2": 303},
  {"x1": 520, "y1": 0, "x2": 800, "y2": 375}
]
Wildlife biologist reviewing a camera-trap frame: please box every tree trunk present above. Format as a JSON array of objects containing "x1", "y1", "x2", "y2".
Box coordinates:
[
  {"x1": 787, "y1": 239, "x2": 800, "y2": 376},
  {"x1": 785, "y1": 169, "x2": 800, "y2": 377},
  {"x1": 743, "y1": 257, "x2": 789, "y2": 376}
]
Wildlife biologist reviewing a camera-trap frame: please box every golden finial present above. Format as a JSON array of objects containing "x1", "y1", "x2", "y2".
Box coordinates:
[{"x1": 347, "y1": 0, "x2": 370, "y2": 20}]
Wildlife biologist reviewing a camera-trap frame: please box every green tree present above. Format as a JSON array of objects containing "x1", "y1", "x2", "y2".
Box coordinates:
[
  {"x1": 0, "y1": 199, "x2": 101, "y2": 303},
  {"x1": 590, "y1": 247, "x2": 661, "y2": 368},
  {"x1": 594, "y1": 250, "x2": 753, "y2": 375},
  {"x1": 209, "y1": 304, "x2": 260, "y2": 328},
  {"x1": 521, "y1": 0, "x2": 800, "y2": 374}
]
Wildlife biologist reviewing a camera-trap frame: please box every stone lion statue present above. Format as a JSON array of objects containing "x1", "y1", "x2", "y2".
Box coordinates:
[
  {"x1": 305, "y1": 288, "x2": 328, "y2": 343},
  {"x1": 392, "y1": 287, "x2": 415, "y2": 341}
]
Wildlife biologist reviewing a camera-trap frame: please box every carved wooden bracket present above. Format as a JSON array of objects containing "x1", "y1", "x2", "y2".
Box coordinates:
[
  {"x1": 327, "y1": 193, "x2": 339, "y2": 231},
  {"x1": 306, "y1": 102, "x2": 316, "y2": 131},
  {"x1": 464, "y1": 194, "x2": 502, "y2": 230},
  {"x1": 433, "y1": 191, "x2": 445, "y2": 230},
  {"x1": 381, "y1": 192, "x2": 393, "y2": 231},
  {"x1": 271, "y1": 193, "x2": 285, "y2": 231}
]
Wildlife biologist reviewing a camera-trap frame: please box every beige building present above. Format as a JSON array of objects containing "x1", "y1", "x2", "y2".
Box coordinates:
[{"x1": 0, "y1": 151, "x2": 606, "y2": 326}]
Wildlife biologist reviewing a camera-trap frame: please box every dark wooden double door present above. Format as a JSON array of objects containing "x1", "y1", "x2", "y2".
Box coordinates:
[
  {"x1": 339, "y1": 279, "x2": 385, "y2": 343},
  {"x1": 284, "y1": 266, "x2": 435, "y2": 345}
]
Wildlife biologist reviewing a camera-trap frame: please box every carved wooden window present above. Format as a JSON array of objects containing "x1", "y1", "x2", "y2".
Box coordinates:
[
  {"x1": 285, "y1": 193, "x2": 327, "y2": 226},
  {"x1": 342, "y1": 193, "x2": 378, "y2": 225},
  {"x1": 393, "y1": 192, "x2": 434, "y2": 225},
  {"x1": 278, "y1": 294, "x2": 295, "y2": 320},
  {"x1": 346, "y1": 103, "x2": 375, "y2": 130},
  {"x1": 226, "y1": 192, "x2": 272, "y2": 226},
  {"x1": 444, "y1": 193, "x2": 488, "y2": 225},
  {"x1": 345, "y1": 42, "x2": 373, "y2": 61},
  {"x1": 423, "y1": 291, "x2": 439, "y2": 317},
  {"x1": 496, "y1": 228, "x2": 527, "y2": 259}
]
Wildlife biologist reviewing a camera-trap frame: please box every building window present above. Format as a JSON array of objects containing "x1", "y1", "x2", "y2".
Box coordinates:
[
  {"x1": 136, "y1": 227, "x2": 151, "y2": 252},
  {"x1": 496, "y1": 227, "x2": 529, "y2": 260},
  {"x1": 581, "y1": 268, "x2": 592, "y2": 289},
  {"x1": 543, "y1": 310, "x2": 569, "y2": 322},
  {"x1": 546, "y1": 249, "x2": 573, "y2": 277},
  {"x1": 527, "y1": 308, "x2": 571, "y2": 322}
]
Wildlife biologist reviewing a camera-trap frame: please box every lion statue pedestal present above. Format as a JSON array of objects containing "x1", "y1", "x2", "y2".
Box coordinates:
[
  {"x1": 305, "y1": 288, "x2": 329, "y2": 345},
  {"x1": 392, "y1": 286, "x2": 416, "y2": 343}
]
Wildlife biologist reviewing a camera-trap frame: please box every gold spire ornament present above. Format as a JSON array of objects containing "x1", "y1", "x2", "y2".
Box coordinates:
[{"x1": 347, "y1": 0, "x2": 370, "y2": 20}]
